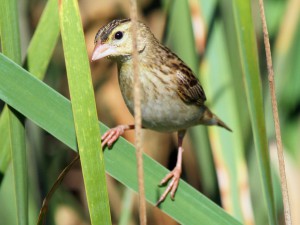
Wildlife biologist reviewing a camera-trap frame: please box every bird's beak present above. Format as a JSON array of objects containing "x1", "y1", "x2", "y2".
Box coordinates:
[{"x1": 91, "y1": 42, "x2": 116, "y2": 61}]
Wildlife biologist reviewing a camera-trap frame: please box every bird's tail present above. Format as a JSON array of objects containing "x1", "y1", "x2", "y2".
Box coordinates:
[{"x1": 201, "y1": 107, "x2": 232, "y2": 132}]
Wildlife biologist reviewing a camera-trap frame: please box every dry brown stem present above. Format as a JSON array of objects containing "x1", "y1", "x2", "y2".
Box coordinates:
[
  {"x1": 258, "y1": 1, "x2": 292, "y2": 224},
  {"x1": 130, "y1": 0, "x2": 147, "y2": 224}
]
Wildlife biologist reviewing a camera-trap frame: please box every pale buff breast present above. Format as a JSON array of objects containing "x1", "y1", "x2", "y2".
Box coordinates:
[{"x1": 118, "y1": 63, "x2": 205, "y2": 132}]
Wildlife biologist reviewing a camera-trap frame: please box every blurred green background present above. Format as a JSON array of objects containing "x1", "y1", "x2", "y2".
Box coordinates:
[{"x1": 0, "y1": 0, "x2": 299, "y2": 224}]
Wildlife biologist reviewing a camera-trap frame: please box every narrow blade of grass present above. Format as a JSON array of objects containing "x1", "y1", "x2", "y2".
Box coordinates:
[
  {"x1": 232, "y1": 1, "x2": 277, "y2": 224},
  {"x1": 0, "y1": 110, "x2": 10, "y2": 183},
  {"x1": 0, "y1": 0, "x2": 28, "y2": 224},
  {"x1": 198, "y1": 0, "x2": 217, "y2": 29},
  {"x1": 192, "y1": 0, "x2": 220, "y2": 196},
  {"x1": 165, "y1": 0, "x2": 217, "y2": 196},
  {"x1": 202, "y1": 21, "x2": 253, "y2": 223},
  {"x1": 0, "y1": 0, "x2": 60, "y2": 181},
  {"x1": 219, "y1": 1, "x2": 251, "y2": 134},
  {"x1": 165, "y1": 0, "x2": 197, "y2": 71},
  {"x1": 0, "y1": 53, "x2": 242, "y2": 225},
  {"x1": 58, "y1": 0, "x2": 112, "y2": 224},
  {"x1": 26, "y1": 0, "x2": 60, "y2": 79},
  {"x1": 7, "y1": 110, "x2": 27, "y2": 225},
  {"x1": 0, "y1": 0, "x2": 21, "y2": 60},
  {"x1": 118, "y1": 188, "x2": 134, "y2": 225},
  {"x1": 0, "y1": 0, "x2": 28, "y2": 225}
]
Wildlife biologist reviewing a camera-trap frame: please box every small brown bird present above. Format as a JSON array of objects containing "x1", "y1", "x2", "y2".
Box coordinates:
[{"x1": 92, "y1": 19, "x2": 231, "y2": 205}]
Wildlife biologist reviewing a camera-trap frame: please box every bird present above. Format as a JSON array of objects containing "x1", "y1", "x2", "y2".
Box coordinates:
[{"x1": 92, "y1": 18, "x2": 231, "y2": 206}]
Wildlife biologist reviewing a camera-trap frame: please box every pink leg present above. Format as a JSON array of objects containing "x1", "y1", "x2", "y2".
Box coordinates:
[
  {"x1": 101, "y1": 124, "x2": 135, "y2": 148},
  {"x1": 156, "y1": 130, "x2": 186, "y2": 206}
]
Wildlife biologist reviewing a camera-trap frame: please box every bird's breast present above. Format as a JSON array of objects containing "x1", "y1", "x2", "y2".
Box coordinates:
[{"x1": 118, "y1": 63, "x2": 204, "y2": 132}]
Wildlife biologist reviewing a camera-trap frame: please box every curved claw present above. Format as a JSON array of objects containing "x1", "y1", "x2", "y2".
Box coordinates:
[{"x1": 155, "y1": 167, "x2": 181, "y2": 206}]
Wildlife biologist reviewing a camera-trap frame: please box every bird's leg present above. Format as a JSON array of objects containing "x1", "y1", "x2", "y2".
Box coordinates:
[
  {"x1": 156, "y1": 130, "x2": 186, "y2": 206},
  {"x1": 101, "y1": 124, "x2": 135, "y2": 148}
]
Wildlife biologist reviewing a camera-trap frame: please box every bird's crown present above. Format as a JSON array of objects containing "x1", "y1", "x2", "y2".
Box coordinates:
[
  {"x1": 92, "y1": 19, "x2": 158, "y2": 61},
  {"x1": 94, "y1": 19, "x2": 131, "y2": 44}
]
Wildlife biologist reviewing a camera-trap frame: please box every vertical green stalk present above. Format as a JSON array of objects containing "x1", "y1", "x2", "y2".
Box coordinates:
[
  {"x1": 0, "y1": 111, "x2": 10, "y2": 183},
  {"x1": 0, "y1": 0, "x2": 60, "y2": 181},
  {"x1": 8, "y1": 111, "x2": 27, "y2": 224},
  {"x1": 202, "y1": 21, "x2": 253, "y2": 223},
  {"x1": 118, "y1": 188, "x2": 134, "y2": 225},
  {"x1": 0, "y1": 0, "x2": 28, "y2": 225},
  {"x1": 27, "y1": 0, "x2": 60, "y2": 79},
  {"x1": 58, "y1": 0, "x2": 111, "y2": 224},
  {"x1": 232, "y1": 0, "x2": 277, "y2": 224},
  {"x1": 165, "y1": 0, "x2": 217, "y2": 196}
]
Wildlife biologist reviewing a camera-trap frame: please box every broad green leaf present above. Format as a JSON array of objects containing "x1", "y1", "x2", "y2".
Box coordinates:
[
  {"x1": 0, "y1": 0, "x2": 28, "y2": 225},
  {"x1": 58, "y1": 0, "x2": 111, "y2": 224},
  {"x1": 0, "y1": 53, "x2": 242, "y2": 225}
]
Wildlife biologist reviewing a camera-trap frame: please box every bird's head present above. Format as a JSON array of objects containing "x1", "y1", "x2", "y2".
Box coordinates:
[{"x1": 92, "y1": 19, "x2": 152, "y2": 61}]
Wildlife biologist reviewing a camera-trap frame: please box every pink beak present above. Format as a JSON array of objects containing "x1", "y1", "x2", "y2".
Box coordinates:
[{"x1": 91, "y1": 42, "x2": 116, "y2": 61}]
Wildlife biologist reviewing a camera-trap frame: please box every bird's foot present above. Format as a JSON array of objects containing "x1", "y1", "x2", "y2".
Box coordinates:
[
  {"x1": 155, "y1": 167, "x2": 181, "y2": 206},
  {"x1": 101, "y1": 125, "x2": 127, "y2": 148}
]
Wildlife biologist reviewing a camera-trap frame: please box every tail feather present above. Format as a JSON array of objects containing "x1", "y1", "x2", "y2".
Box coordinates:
[{"x1": 201, "y1": 107, "x2": 232, "y2": 132}]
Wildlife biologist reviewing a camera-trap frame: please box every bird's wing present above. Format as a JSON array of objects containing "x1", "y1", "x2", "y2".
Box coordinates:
[{"x1": 176, "y1": 68, "x2": 206, "y2": 106}]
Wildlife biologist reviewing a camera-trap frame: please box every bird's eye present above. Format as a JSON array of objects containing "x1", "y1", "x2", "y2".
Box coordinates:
[{"x1": 114, "y1": 31, "x2": 123, "y2": 40}]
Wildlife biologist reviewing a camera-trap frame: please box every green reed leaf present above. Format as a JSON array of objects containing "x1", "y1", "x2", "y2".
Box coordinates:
[
  {"x1": 58, "y1": 0, "x2": 112, "y2": 224},
  {"x1": 0, "y1": 53, "x2": 242, "y2": 225},
  {"x1": 0, "y1": 0, "x2": 27, "y2": 225}
]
